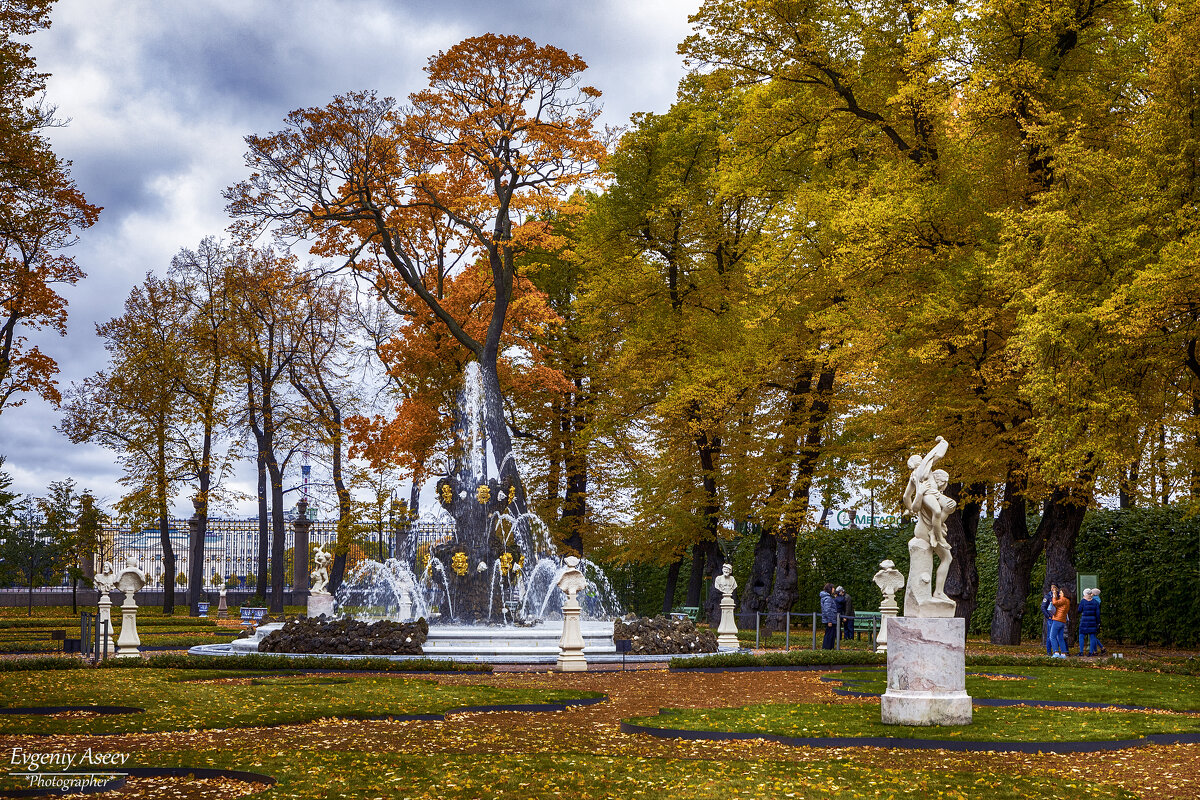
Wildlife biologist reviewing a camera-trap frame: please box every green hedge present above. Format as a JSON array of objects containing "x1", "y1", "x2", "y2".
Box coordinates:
[
  {"x1": 795, "y1": 507, "x2": 1200, "y2": 646},
  {"x1": 1076, "y1": 508, "x2": 1200, "y2": 647},
  {"x1": 672, "y1": 650, "x2": 1200, "y2": 676},
  {"x1": 0, "y1": 654, "x2": 490, "y2": 673},
  {"x1": 672, "y1": 649, "x2": 886, "y2": 669}
]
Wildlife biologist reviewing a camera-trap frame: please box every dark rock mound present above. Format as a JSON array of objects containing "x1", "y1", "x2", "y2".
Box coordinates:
[
  {"x1": 258, "y1": 617, "x2": 428, "y2": 655},
  {"x1": 613, "y1": 614, "x2": 718, "y2": 655}
]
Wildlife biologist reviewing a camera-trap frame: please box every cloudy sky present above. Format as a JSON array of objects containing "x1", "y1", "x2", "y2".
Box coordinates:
[{"x1": 0, "y1": 0, "x2": 702, "y2": 516}]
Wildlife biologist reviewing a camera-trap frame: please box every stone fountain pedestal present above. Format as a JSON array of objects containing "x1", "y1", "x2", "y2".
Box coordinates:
[
  {"x1": 308, "y1": 593, "x2": 335, "y2": 619},
  {"x1": 880, "y1": 616, "x2": 971, "y2": 726}
]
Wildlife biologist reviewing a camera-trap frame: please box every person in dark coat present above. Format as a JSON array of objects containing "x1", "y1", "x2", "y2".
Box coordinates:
[
  {"x1": 1077, "y1": 587, "x2": 1103, "y2": 656},
  {"x1": 837, "y1": 586, "x2": 856, "y2": 640},
  {"x1": 820, "y1": 583, "x2": 838, "y2": 649}
]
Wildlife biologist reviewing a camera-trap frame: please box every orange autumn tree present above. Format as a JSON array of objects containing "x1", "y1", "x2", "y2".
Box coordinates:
[
  {"x1": 227, "y1": 34, "x2": 604, "y2": 526},
  {"x1": 0, "y1": 0, "x2": 99, "y2": 412},
  {"x1": 347, "y1": 258, "x2": 571, "y2": 510}
]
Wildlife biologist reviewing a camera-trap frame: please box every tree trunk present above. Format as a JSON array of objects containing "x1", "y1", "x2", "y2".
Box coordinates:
[
  {"x1": 329, "y1": 470, "x2": 352, "y2": 593},
  {"x1": 990, "y1": 476, "x2": 1041, "y2": 645},
  {"x1": 1041, "y1": 483, "x2": 1091, "y2": 645},
  {"x1": 268, "y1": 458, "x2": 286, "y2": 614},
  {"x1": 944, "y1": 482, "x2": 985, "y2": 627},
  {"x1": 751, "y1": 370, "x2": 813, "y2": 622},
  {"x1": 685, "y1": 544, "x2": 705, "y2": 608},
  {"x1": 1119, "y1": 460, "x2": 1139, "y2": 509},
  {"x1": 766, "y1": 364, "x2": 835, "y2": 627},
  {"x1": 558, "y1": 378, "x2": 588, "y2": 556},
  {"x1": 477, "y1": 356, "x2": 530, "y2": 529},
  {"x1": 766, "y1": 528, "x2": 797, "y2": 628},
  {"x1": 159, "y1": 511, "x2": 175, "y2": 615},
  {"x1": 661, "y1": 555, "x2": 683, "y2": 615},
  {"x1": 701, "y1": 538, "x2": 724, "y2": 627},
  {"x1": 255, "y1": 450, "x2": 269, "y2": 602},
  {"x1": 740, "y1": 526, "x2": 775, "y2": 619},
  {"x1": 694, "y1": 428, "x2": 725, "y2": 627}
]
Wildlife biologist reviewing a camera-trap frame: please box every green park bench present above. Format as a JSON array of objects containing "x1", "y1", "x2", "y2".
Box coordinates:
[
  {"x1": 853, "y1": 611, "x2": 882, "y2": 637},
  {"x1": 670, "y1": 606, "x2": 700, "y2": 622}
]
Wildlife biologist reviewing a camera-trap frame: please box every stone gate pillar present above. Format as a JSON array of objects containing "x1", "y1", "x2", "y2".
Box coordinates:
[{"x1": 293, "y1": 498, "x2": 311, "y2": 594}]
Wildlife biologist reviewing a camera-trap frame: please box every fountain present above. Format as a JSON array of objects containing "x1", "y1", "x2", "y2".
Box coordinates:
[{"x1": 215, "y1": 362, "x2": 624, "y2": 662}]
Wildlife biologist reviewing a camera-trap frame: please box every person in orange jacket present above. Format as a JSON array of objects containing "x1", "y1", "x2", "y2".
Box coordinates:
[{"x1": 1048, "y1": 583, "x2": 1071, "y2": 658}]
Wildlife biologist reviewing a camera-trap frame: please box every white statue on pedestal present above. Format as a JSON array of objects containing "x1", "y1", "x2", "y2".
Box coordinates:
[
  {"x1": 114, "y1": 557, "x2": 146, "y2": 658},
  {"x1": 310, "y1": 546, "x2": 332, "y2": 595},
  {"x1": 556, "y1": 556, "x2": 587, "y2": 672},
  {"x1": 714, "y1": 563, "x2": 739, "y2": 650},
  {"x1": 901, "y1": 437, "x2": 956, "y2": 618},
  {"x1": 94, "y1": 563, "x2": 116, "y2": 594}
]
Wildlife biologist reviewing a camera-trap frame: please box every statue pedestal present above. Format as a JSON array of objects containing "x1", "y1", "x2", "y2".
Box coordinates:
[
  {"x1": 96, "y1": 594, "x2": 116, "y2": 656},
  {"x1": 557, "y1": 596, "x2": 587, "y2": 672},
  {"x1": 716, "y1": 594, "x2": 739, "y2": 650},
  {"x1": 115, "y1": 594, "x2": 141, "y2": 658},
  {"x1": 875, "y1": 597, "x2": 898, "y2": 654},
  {"x1": 903, "y1": 537, "x2": 956, "y2": 618},
  {"x1": 307, "y1": 593, "x2": 335, "y2": 619},
  {"x1": 217, "y1": 591, "x2": 228, "y2": 619},
  {"x1": 881, "y1": 617, "x2": 971, "y2": 726}
]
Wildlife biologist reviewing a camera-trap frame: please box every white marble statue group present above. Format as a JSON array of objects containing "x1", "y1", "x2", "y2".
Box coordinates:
[{"x1": 900, "y1": 436, "x2": 956, "y2": 618}]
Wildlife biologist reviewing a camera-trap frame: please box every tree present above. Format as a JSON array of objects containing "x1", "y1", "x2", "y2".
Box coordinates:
[
  {"x1": 683, "y1": 0, "x2": 1149, "y2": 643},
  {"x1": 227, "y1": 34, "x2": 605, "y2": 546},
  {"x1": 0, "y1": 0, "x2": 100, "y2": 412},
  {"x1": 60, "y1": 275, "x2": 187, "y2": 613},
  {"x1": 0, "y1": 495, "x2": 60, "y2": 614},
  {"x1": 579, "y1": 79, "x2": 810, "y2": 626},
  {"x1": 0, "y1": 457, "x2": 20, "y2": 585},
  {"x1": 226, "y1": 248, "x2": 311, "y2": 613},
  {"x1": 289, "y1": 274, "x2": 360, "y2": 591},
  {"x1": 76, "y1": 490, "x2": 108, "y2": 582},
  {"x1": 169, "y1": 238, "x2": 239, "y2": 614},
  {"x1": 37, "y1": 477, "x2": 82, "y2": 611}
]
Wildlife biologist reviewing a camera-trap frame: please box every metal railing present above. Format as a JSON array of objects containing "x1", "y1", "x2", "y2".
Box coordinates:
[
  {"x1": 732, "y1": 611, "x2": 879, "y2": 651},
  {"x1": 80, "y1": 611, "x2": 112, "y2": 662}
]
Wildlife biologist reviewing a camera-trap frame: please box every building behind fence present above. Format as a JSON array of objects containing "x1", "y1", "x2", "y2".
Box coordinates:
[{"x1": 7, "y1": 516, "x2": 456, "y2": 591}]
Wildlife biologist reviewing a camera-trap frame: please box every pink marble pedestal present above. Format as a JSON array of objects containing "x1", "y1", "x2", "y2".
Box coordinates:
[{"x1": 880, "y1": 616, "x2": 972, "y2": 726}]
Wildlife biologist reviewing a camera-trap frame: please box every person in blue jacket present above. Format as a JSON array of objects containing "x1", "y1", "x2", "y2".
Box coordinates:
[
  {"x1": 820, "y1": 583, "x2": 838, "y2": 649},
  {"x1": 1077, "y1": 587, "x2": 1105, "y2": 656},
  {"x1": 1040, "y1": 589, "x2": 1054, "y2": 656}
]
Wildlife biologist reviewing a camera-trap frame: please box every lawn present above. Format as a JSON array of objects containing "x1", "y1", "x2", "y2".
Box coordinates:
[
  {"x1": 0, "y1": 611, "x2": 246, "y2": 653},
  {"x1": 0, "y1": 669, "x2": 600, "y2": 735},
  {"x1": 627, "y1": 701, "x2": 1200, "y2": 743},
  {"x1": 133, "y1": 750, "x2": 1141, "y2": 800},
  {"x1": 1, "y1": 661, "x2": 1193, "y2": 799},
  {"x1": 832, "y1": 666, "x2": 1200, "y2": 711}
]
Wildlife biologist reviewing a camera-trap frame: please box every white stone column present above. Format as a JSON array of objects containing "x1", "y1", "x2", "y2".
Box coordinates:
[
  {"x1": 716, "y1": 594, "x2": 739, "y2": 650},
  {"x1": 96, "y1": 592, "x2": 116, "y2": 656},
  {"x1": 114, "y1": 591, "x2": 141, "y2": 658},
  {"x1": 876, "y1": 595, "x2": 899, "y2": 653},
  {"x1": 880, "y1": 616, "x2": 972, "y2": 726},
  {"x1": 557, "y1": 593, "x2": 587, "y2": 672},
  {"x1": 556, "y1": 555, "x2": 587, "y2": 672}
]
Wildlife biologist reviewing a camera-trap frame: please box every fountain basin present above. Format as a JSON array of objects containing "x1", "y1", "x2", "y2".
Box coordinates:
[
  {"x1": 421, "y1": 621, "x2": 616, "y2": 660},
  {"x1": 210, "y1": 620, "x2": 619, "y2": 663}
]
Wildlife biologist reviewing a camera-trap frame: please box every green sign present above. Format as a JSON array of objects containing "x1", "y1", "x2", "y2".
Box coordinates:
[{"x1": 1077, "y1": 573, "x2": 1099, "y2": 597}]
